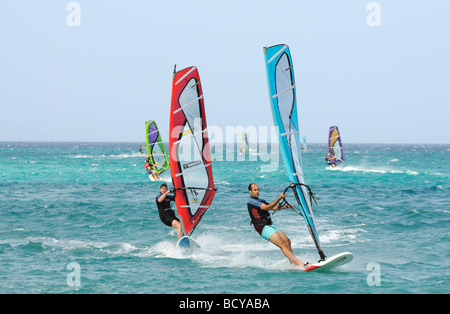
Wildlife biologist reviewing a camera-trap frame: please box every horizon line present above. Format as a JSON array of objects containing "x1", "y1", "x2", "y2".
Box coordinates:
[{"x1": 1, "y1": 140, "x2": 449, "y2": 145}]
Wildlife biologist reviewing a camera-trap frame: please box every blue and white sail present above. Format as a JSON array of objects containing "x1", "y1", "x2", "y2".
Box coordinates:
[
  {"x1": 301, "y1": 135, "x2": 307, "y2": 151},
  {"x1": 263, "y1": 44, "x2": 326, "y2": 261}
]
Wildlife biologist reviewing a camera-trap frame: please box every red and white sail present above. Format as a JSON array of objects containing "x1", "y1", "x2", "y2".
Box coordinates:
[{"x1": 169, "y1": 66, "x2": 216, "y2": 236}]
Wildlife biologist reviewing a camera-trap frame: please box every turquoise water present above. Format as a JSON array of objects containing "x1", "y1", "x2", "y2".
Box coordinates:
[{"x1": 1, "y1": 142, "x2": 449, "y2": 294}]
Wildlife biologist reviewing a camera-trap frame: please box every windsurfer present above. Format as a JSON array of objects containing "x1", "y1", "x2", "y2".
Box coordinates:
[
  {"x1": 145, "y1": 157, "x2": 160, "y2": 180},
  {"x1": 247, "y1": 183, "x2": 309, "y2": 270},
  {"x1": 324, "y1": 153, "x2": 336, "y2": 168},
  {"x1": 156, "y1": 183, "x2": 182, "y2": 240}
]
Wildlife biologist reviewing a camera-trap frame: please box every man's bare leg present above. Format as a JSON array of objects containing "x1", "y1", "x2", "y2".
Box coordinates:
[
  {"x1": 269, "y1": 230, "x2": 305, "y2": 270},
  {"x1": 172, "y1": 220, "x2": 183, "y2": 240}
]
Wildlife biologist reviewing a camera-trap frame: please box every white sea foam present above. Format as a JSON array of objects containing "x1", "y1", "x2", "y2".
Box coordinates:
[
  {"x1": 327, "y1": 165, "x2": 420, "y2": 175},
  {"x1": 150, "y1": 233, "x2": 301, "y2": 271},
  {"x1": 71, "y1": 152, "x2": 143, "y2": 159}
]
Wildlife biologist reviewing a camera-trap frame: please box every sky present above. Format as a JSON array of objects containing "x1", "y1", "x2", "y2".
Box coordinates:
[{"x1": 1, "y1": 0, "x2": 449, "y2": 144}]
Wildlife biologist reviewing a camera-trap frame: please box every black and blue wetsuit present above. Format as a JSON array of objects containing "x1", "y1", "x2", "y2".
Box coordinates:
[
  {"x1": 156, "y1": 193, "x2": 179, "y2": 227},
  {"x1": 247, "y1": 196, "x2": 272, "y2": 235}
]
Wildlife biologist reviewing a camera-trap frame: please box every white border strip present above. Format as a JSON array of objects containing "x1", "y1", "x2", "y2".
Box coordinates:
[
  {"x1": 272, "y1": 85, "x2": 295, "y2": 99},
  {"x1": 173, "y1": 95, "x2": 203, "y2": 114},
  {"x1": 173, "y1": 128, "x2": 207, "y2": 146},
  {"x1": 280, "y1": 130, "x2": 300, "y2": 137},
  {"x1": 268, "y1": 44, "x2": 288, "y2": 64},
  {"x1": 175, "y1": 67, "x2": 197, "y2": 85},
  {"x1": 175, "y1": 163, "x2": 211, "y2": 177}
]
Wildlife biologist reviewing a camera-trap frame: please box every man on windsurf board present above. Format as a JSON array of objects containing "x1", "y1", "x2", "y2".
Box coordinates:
[
  {"x1": 156, "y1": 183, "x2": 182, "y2": 240},
  {"x1": 145, "y1": 157, "x2": 160, "y2": 180},
  {"x1": 324, "y1": 153, "x2": 336, "y2": 168},
  {"x1": 247, "y1": 183, "x2": 310, "y2": 270}
]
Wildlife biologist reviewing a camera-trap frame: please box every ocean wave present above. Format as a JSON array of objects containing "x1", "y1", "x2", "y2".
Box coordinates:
[
  {"x1": 149, "y1": 233, "x2": 304, "y2": 271},
  {"x1": 327, "y1": 165, "x2": 419, "y2": 175},
  {"x1": 319, "y1": 227, "x2": 367, "y2": 245},
  {"x1": 71, "y1": 152, "x2": 144, "y2": 159},
  {"x1": 1, "y1": 236, "x2": 142, "y2": 259}
]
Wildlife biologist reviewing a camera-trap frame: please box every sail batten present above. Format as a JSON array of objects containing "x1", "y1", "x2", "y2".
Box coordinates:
[
  {"x1": 272, "y1": 85, "x2": 295, "y2": 98},
  {"x1": 175, "y1": 66, "x2": 197, "y2": 85},
  {"x1": 169, "y1": 66, "x2": 216, "y2": 237},
  {"x1": 173, "y1": 95, "x2": 204, "y2": 114},
  {"x1": 173, "y1": 128, "x2": 208, "y2": 145},
  {"x1": 280, "y1": 130, "x2": 300, "y2": 136},
  {"x1": 175, "y1": 163, "x2": 212, "y2": 177},
  {"x1": 267, "y1": 44, "x2": 288, "y2": 63},
  {"x1": 264, "y1": 44, "x2": 326, "y2": 261}
]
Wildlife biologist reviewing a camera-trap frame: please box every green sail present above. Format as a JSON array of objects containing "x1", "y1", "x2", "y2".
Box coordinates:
[{"x1": 145, "y1": 120, "x2": 169, "y2": 175}]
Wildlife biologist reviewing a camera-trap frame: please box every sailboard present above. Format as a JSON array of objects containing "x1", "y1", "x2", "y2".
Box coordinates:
[
  {"x1": 327, "y1": 125, "x2": 344, "y2": 166},
  {"x1": 305, "y1": 252, "x2": 353, "y2": 272},
  {"x1": 169, "y1": 65, "x2": 216, "y2": 250},
  {"x1": 264, "y1": 44, "x2": 353, "y2": 269},
  {"x1": 145, "y1": 120, "x2": 170, "y2": 180},
  {"x1": 240, "y1": 132, "x2": 249, "y2": 154},
  {"x1": 176, "y1": 235, "x2": 201, "y2": 252}
]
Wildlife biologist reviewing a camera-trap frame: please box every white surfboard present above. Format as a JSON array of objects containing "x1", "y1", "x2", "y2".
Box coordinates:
[
  {"x1": 149, "y1": 174, "x2": 161, "y2": 181},
  {"x1": 176, "y1": 236, "x2": 200, "y2": 252},
  {"x1": 304, "y1": 252, "x2": 353, "y2": 272}
]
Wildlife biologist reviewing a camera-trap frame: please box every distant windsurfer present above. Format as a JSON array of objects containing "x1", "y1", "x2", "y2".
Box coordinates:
[
  {"x1": 247, "y1": 183, "x2": 310, "y2": 270},
  {"x1": 145, "y1": 157, "x2": 160, "y2": 180},
  {"x1": 139, "y1": 145, "x2": 147, "y2": 156},
  {"x1": 324, "y1": 153, "x2": 336, "y2": 168},
  {"x1": 156, "y1": 183, "x2": 182, "y2": 240}
]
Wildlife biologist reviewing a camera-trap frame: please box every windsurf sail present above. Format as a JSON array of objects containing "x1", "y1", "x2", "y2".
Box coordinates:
[
  {"x1": 264, "y1": 44, "x2": 326, "y2": 261},
  {"x1": 240, "y1": 132, "x2": 249, "y2": 154},
  {"x1": 145, "y1": 120, "x2": 170, "y2": 175},
  {"x1": 169, "y1": 65, "x2": 216, "y2": 236},
  {"x1": 328, "y1": 125, "x2": 344, "y2": 165},
  {"x1": 301, "y1": 135, "x2": 307, "y2": 151}
]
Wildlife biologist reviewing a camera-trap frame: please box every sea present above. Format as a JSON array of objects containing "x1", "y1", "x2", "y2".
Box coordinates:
[{"x1": 1, "y1": 141, "x2": 449, "y2": 295}]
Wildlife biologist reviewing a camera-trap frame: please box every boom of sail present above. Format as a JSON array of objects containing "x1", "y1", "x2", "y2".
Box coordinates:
[{"x1": 169, "y1": 65, "x2": 216, "y2": 236}]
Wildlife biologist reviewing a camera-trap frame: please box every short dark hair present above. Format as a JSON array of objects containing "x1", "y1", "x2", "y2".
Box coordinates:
[
  {"x1": 248, "y1": 183, "x2": 255, "y2": 191},
  {"x1": 160, "y1": 183, "x2": 168, "y2": 189}
]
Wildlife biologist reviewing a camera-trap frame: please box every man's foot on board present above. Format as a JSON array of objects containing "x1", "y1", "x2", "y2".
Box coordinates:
[{"x1": 293, "y1": 262, "x2": 310, "y2": 271}]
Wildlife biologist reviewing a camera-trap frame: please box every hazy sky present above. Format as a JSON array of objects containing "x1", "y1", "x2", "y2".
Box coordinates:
[{"x1": 1, "y1": 0, "x2": 449, "y2": 143}]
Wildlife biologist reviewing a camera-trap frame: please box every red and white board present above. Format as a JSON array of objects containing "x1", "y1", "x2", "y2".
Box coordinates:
[{"x1": 305, "y1": 252, "x2": 353, "y2": 272}]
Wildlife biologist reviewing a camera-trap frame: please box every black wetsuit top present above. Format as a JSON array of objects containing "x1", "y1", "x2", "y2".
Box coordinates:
[
  {"x1": 247, "y1": 196, "x2": 272, "y2": 234},
  {"x1": 156, "y1": 193, "x2": 178, "y2": 227},
  {"x1": 156, "y1": 193, "x2": 175, "y2": 213}
]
